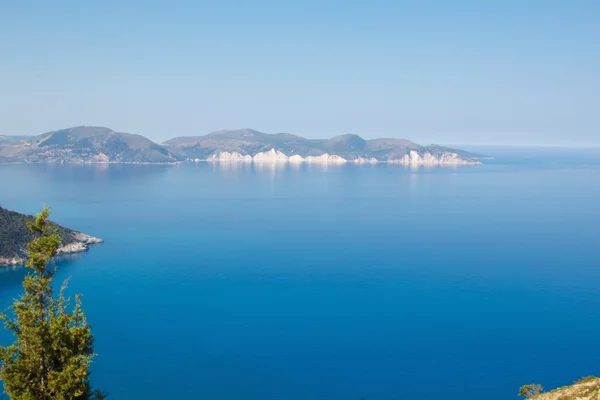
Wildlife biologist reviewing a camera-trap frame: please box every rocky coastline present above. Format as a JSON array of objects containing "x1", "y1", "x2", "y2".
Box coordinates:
[
  {"x1": 0, "y1": 232, "x2": 103, "y2": 267},
  {"x1": 194, "y1": 148, "x2": 480, "y2": 166},
  {"x1": 1, "y1": 126, "x2": 484, "y2": 165}
]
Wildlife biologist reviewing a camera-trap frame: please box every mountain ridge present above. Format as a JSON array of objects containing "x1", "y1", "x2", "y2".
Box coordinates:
[{"x1": 0, "y1": 126, "x2": 482, "y2": 165}]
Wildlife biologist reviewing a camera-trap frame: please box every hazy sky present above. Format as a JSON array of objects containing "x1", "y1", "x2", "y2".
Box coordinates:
[{"x1": 1, "y1": 0, "x2": 598, "y2": 144}]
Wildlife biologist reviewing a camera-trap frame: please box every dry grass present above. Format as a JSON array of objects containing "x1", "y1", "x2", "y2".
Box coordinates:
[{"x1": 533, "y1": 377, "x2": 600, "y2": 400}]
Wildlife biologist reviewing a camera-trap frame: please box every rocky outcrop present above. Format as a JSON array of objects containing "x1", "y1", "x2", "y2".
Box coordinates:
[
  {"x1": 204, "y1": 148, "x2": 478, "y2": 166},
  {"x1": 56, "y1": 232, "x2": 103, "y2": 255},
  {"x1": 252, "y1": 149, "x2": 289, "y2": 162},
  {"x1": 353, "y1": 157, "x2": 378, "y2": 164},
  {"x1": 288, "y1": 154, "x2": 305, "y2": 163},
  {"x1": 206, "y1": 149, "x2": 350, "y2": 164},
  {"x1": 207, "y1": 151, "x2": 253, "y2": 162},
  {"x1": 304, "y1": 154, "x2": 347, "y2": 164},
  {"x1": 388, "y1": 150, "x2": 480, "y2": 165},
  {"x1": 0, "y1": 256, "x2": 24, "y2": 266},
  {"x1": 0, "y1": 233, "x2": 103, "y2": 267}
]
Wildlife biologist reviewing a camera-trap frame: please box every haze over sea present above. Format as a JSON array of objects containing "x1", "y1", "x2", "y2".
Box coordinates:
[{"x1": 1, "y1": 146, "x2": 599, "y2": 400}]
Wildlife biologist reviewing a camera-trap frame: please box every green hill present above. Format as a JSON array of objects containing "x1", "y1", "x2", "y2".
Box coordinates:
[{"x1": 0, "y1": 206, "x2": 102, "y2": 266}]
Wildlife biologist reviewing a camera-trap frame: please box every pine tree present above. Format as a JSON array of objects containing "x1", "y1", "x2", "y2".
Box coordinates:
[
  {"x1": 0, "y1": 207, "x2": 106, "y2": 399},
  {"x1": 518, "y1": 384, "x2": 543, "y2": 398}
]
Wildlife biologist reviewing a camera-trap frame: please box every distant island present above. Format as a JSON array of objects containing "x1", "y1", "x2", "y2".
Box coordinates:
[
  {"x1": 0, "y1": 206, "x2": 102, "y2": 266},
  {"x1": 0, "y1": 126, "x2": 482, "y2": 165}
]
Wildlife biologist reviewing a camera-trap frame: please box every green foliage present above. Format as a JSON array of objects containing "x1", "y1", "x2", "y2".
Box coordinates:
[
  {"x1": 0, "y1": 206, "x2": 78, "y2": 260},
  {"x1": 0, "y1": 207, "x2": 106, "y2": 399},
  {"x1": 519, "y1": 384, "x2": 543, "y2": 398}
]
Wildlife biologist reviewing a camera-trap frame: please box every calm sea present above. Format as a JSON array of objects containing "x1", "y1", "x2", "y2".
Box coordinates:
[{"x1": 1, "y1": 147, "x2": 599, "y2": 399}]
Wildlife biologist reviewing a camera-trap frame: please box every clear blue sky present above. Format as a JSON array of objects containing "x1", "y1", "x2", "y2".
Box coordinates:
[{"x1": 1, "y1": 0, "x2": 598, "y2": 145}]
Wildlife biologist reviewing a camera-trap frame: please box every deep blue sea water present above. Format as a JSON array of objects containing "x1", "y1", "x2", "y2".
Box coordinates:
[{"x1": 1, "y1": 146, "x2": 599, "y2": 400}]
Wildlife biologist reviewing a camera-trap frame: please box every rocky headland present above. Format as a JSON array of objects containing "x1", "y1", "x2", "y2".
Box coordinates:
[{"x1": 0, "y1": 206, "x2": 103, "y2": 267}]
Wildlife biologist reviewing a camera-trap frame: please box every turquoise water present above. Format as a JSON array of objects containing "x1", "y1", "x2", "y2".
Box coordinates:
[{"x1": 1, "y1": 147, "x2": 599, "y2": 399}]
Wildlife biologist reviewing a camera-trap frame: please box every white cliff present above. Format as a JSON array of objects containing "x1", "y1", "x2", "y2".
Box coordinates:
[
  {"x1": 353, "y1": 157, "x2": 378, "y2": 164},
  {"x1": 304, "y1": 154, "x2": 347, "y2": 164},
  {"x1": 203, "y1": 149, "x2": 478, "y2": 166},
  {"x1": 0, "y1": 256, "x2": 25, "y2": 266},
  {"x1": 389, "y1": 150, "x2": 480, "y2": 165},
  {"x1": 288, "y1": 154, "x2": 305, "y2": 163},
  {"x1": 252, "y1": 149, "x2": 289, "y2": 162},
  {"x1": 208, "y1": 152, "x2": 253, "y2": 162},
  {"x1": 206, "y1": 150, "x2": 348, "y2": 164}
]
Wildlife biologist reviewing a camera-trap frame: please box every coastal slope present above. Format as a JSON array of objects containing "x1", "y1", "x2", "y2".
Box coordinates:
[
  {"x1": 0, "y1": 126, "x2": 180, "y2": 163},
  {"x1": 0, "y1": 206, "x2": 103, "y2": 266},
  {"x1": 533, "y1": 377, "x2": 600, "y2": 400}
]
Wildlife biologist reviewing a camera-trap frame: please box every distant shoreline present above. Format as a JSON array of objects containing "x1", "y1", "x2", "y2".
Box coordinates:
[
  {"x1": 0, "y1": 126, "x2": 483, "y2": 165},
  {"x1": 0, "y1": 158, "x2": 483, "y2": 166}
]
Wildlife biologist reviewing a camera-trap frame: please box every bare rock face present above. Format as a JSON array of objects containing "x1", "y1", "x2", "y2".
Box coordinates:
[
  {"x1": 204, "y1": 148, "x2": 478, "y2": 166},
  {"x1": 288, "y1": 155, "x2": 305, "y2": 163},
  {"x1": 388, "y1": 150, "x2": 480, "y2": 165},
  {"x1": 207, "y1": 150, "x2": 351, "y2": 164},
  {"x1": 56, "y1": 232, "x2": 103, "y2": 256},
  {"x1": 304, "y1": 154, "x2": 347, "y2": 164},
  {"x1": 0, "y1": 233, "x2": 103, "y2": 267},
  {"x1": 252, "y1": 149, "x2": 289, "y2": 162},
  {"x1": 208, "y1": 152, "x2": 253, "y2": 162},
  {"x1": 353, "y1": 157, "x2": 378, "y2": 164},
  {"x1": 208, "y1": 149, "x2": 350, "y2": 165}
]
